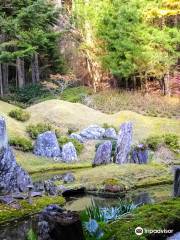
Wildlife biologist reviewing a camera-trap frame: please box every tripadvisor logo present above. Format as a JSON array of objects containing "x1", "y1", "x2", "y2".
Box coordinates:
[{"x1": 135, "y1": 227, "x2": 143, "y2": 236}]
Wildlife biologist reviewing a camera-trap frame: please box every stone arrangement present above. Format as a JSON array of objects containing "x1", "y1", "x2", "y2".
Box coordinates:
[
  {"x1": 131, "y1": 144, "x2": 148, "y2": 164},
  {"x1": 0, "y1": 116, "x2": 32, "y2": 194}
]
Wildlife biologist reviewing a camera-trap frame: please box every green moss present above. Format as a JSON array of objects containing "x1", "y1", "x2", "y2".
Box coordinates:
[
  {"x1": 109, "y1": 198, "x2": 180, "y2": 240},
  {"x1": 60, "y1": 86, "x2": 92, "y2": 103},
  {"x1": 0, "y1": 196, "x2": 65, "y2": 224}
]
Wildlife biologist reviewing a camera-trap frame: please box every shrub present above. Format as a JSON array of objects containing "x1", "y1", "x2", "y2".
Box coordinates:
[
  {"x1": 8, "y1": 109, "x2": 30, "y2": 122},
  {"x1": 144, "y1": 134, "x2": 179, "y2": 151},
  {"x1": 9, "y1": 137, "x2": 33, "y2": 152},
  {"x1": 102, "y1": 123, "x2": 118, "y2": 133},
  {"x1": 163, "y1": 133, "x2": 179, "y2": 150},
  {"x1": 60, "y1": 86, "x2": 92, "y2": 103},
  {"x1": 10, "y1": 84, "x2": 51, "y2": 104},
  {"x1": 58, "y1": 136, "x2": 84, "y2": 155},
  {"x1": 67, "y1": 127, "x2": 78, "y2": 135},
  {"x1": 26, "y1": 123, "x2": 52, "y2": 139},
  {"x1": 144, "y1": 135, "x2": 163, "y2": 151}
]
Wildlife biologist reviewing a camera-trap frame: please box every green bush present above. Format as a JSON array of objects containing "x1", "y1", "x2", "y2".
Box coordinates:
[
  {"x1": 67, "y1": 127, "x2": 78, "y2": 135},
  {"x1": 102, "y1": 123, "x2": 118, "y2": 133},
  {"x1": 163, "y1": 133, "x2": 179, "y2": 150},
  {"x1": 9, "y1": 137, "x2": 33, "y2": 152},
  {"x1": 8, "y1": 109, "x2": 30, "y2": 122},
  {"x1": 26, "y1": 123, "x2": 52, "y2": 139},
  {"x1": 60, "y1": 86, "x2": 92, "y2": 103},
  {"x1": 9, "y1": 84, "x2": 51, "y2": 104},
  {"x1": 58, "y1": 136, "x2": 84, "y2": 155},
  {"x1": 145, "y1": 134, "x2": 179, "y2": 151}
]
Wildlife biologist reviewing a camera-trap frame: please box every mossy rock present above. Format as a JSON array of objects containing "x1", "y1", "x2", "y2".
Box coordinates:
[
  {"x1": 0, "y1": 196, "x2": 65, "y2": 224},
  {"x1": 109, "y1": 198, "x2": 180, "y2": 240}
]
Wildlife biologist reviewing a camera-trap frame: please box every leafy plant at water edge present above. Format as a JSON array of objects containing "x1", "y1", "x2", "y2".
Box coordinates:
[
  {"x1": 84, "y1": 219, "x2": 104, "y2": 239},
  {"x1": 84, "y1": 199, "x2": 137, "y2": 223},
  {"x1": 26, "y1": 229, "x2": 37, "y2": 240}
]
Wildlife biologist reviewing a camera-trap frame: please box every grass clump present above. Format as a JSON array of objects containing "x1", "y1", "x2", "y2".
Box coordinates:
[
  {"x1": 0, "y1": 196, "x2": 65, "y2": 224},
  {"x1": 60, "y1": 86, "x2": 92, "y2": 103},
  {"x1": 58, "y1": 136, "x2": 84, "y2": 155},
  {"x1": 9, "y1": 137, "x2": 33, "y2": 152},
  {"x1": 8, "y1": 108, "x2": 30, "y2": 122},
  {"x1": 26, "y1": 123, "x2": 52, "y2": 139},
  {"x1": 110, "y1": 198, "x2": 180, "y2": 240},
  {"x1": 144, "y1": 133, "x2": 179, "y2": 151}
]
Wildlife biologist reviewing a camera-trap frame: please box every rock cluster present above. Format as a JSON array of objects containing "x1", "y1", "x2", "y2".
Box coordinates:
[
  {"x1": 131, "y1": 144, "x2": 148, "y2": 164},
  {"x1": 80, "y1": 125, "x2": 105, "y2": 140}
]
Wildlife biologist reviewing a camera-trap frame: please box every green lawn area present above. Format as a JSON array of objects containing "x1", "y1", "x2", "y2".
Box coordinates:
[
  {"x1": 109, "y1": 198, "x2": 180, "y2": 240},
  {"x1": 54, "y1": 163, "x2": 173, "y2": 191}
]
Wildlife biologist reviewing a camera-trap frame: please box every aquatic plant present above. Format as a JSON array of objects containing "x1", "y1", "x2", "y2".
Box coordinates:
[
  {"x1": 84, "y1": 219, "x2": 104, "y2": 239},
  {"x1": 26, "y1": 229, "x2": 37, "y2": 240}
]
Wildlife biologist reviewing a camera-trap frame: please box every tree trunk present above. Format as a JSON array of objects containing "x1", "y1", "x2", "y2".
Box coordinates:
[
  {"x1": 0, "y1": 64, "x2": 3, "y2": 97},
  {"x1": 16, "y1": 57, "x2": 25, "y2": 88},
  {"x1": 31, "y1": 53, "x2": 40, "y2": 84},
  {"x1": 133, "y1": 76, "x2": 136, "y2": 90},
  {"x1": 2, "y1": 63, "x2": 9, "y2": 93}
]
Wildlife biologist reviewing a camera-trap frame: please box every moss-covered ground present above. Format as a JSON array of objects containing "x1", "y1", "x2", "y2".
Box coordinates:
[
  {"x1": 109, "y1": 198, "x2": 180, "y2": 240},
  {"x1": 0, "y1": 196, "x2": 65, "y2": 224}
]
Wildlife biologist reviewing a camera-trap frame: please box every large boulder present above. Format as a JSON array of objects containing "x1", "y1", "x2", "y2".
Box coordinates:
[
  {"x1": 131, "y1": 144, "x2": 148, "y2": 164},
  {"x1": 103, "y1": 128, "x2": 117, "y2": 139},
  {"x1": 115, "y1": 122, "x2": 133, "y2": 164},
  {"x1": 62, "y1": 142, "x2": 78, "y2": 163},
  {"x1": 0, "y1": 117, "x2": 32, "y2": 194},
  {"x1": 70, "y1": 133, "x2": 84, "y2": 143},
  {"x1": 80, "y1": 125, "x2": 105, "y2": 140},
  {"x1": 93, "y1": 140, "x2": 112, "y2": 166},
  {"x1": 34, "y1": 131, "x2": 61, "y2": 158},
  {"x1": 174, "y1": 167, "x2": 180, "y2": 197},
  {"x1": 0, "y1": 146, "x2": 32, "y2": 194}
]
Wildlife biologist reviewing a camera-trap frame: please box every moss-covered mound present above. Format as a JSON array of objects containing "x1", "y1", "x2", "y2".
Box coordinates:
[
  {"x1": 110, "y1": 198, "x2": 180, "y2": 240},
  {"x1": 0, "y1": 196, "x2": 65, "y2": 224}
]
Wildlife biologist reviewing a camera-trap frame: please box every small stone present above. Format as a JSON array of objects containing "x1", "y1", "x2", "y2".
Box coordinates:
[
  {"x1": 63, "y1": 173, "x2": 75, "y2": 183},
  {"x1": 80, "y1": 125, "x2": 105, "y2": 140},
  {"x1": 174, "y1": 167, "x2": 180, "y2": 197},
  {"x1": 62, "y1": 142, "x2": 78, "y2": 163},
  {"x1": 103, "y1": 128, "x2": 117, "y2": 139},
  {"x1": 0, "y1": 195, "x2": 15, "y2": 204},
  {"x1": 70, "y1": 133, "x2": 84, "y2": 143}
]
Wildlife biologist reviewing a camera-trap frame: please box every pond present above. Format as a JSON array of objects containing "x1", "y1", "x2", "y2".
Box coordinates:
[{"x1": 0, "y1": 184, "x2": 174, "y2": 240}]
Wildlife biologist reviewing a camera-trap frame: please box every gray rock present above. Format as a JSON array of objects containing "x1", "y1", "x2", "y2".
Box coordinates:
[
  {"x1": 80, "y1": 125, "x2": 105, "y2": 140},
  {"x1": 0, "y1": 195, "x2": 16, "y2": 204},
  {"x1": 44, "y1": 180, "x2": 58, "y2": 196},
  {"x1": 103, "y1": 128, "x2": 117, "y2": 139},
  {"x1": 70, "y1": 133, "x2": 84, "y2": 143},
  {"x1": 131, "y1": 144, "x2": 148, "y2": 164},
  {"x1": 34, "y1": 131, "x2": 61, "y2": 158},
  {"x1": 115, "y1": 122, "x2": 133, "y2": 164},
  {"x1": 174, "y1": 167, "x2": 180, "y2": 197},
  {"x1": 62, "y1": 142, "x2": 78, "y2": 163},
  {"x1": 12, "y1": 192, "x2": 27, "y2": 199},
  {"x1": 0, "y1": 116, "x2": 8, "y2": 150},
  {"x1": 31, "y1": 191, "x2": 43, "y2": 197},
  {"x1": 93, "y1": 140, "x2": 112, "y2": 166},
  {"x1": 0, "y1": 146, "x2": 32, "y2": 194},
  {"x1": 63, "y1": 172, "x2": 75, "y2": 183}
]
